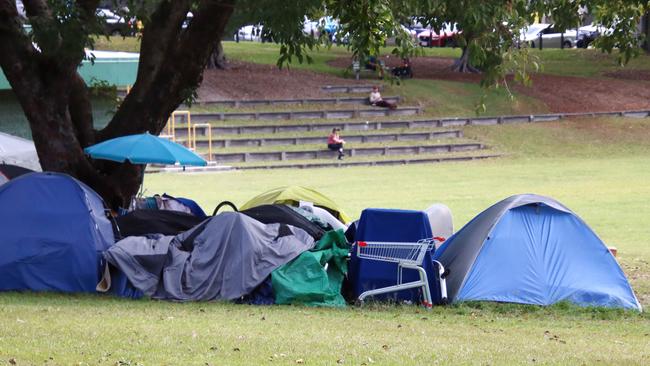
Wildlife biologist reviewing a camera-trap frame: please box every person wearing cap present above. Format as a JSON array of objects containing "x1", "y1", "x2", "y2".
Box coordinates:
[{"x1": 327, "y1": 128, "x2": 346, "y2": 160}]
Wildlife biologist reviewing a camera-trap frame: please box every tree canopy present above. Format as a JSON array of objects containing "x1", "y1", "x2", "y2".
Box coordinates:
[{"x1": 0, "y1": 0, "x2": 648, "y2": 207}]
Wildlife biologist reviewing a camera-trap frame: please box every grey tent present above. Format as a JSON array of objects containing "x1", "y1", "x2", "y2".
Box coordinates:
[{"x1": 104, "y1": 212, "x2": 314, "y2": 301}]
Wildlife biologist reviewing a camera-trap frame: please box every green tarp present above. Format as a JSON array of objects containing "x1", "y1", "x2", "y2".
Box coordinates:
[{"x1": 272, "y1": 230, "x2": 350, "y2": 307}]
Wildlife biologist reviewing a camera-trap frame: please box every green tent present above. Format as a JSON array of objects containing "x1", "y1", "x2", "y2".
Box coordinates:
[
  {"x1": 240, "y1": 186, "x2": 351, "y2": 223},
  {"x1": 272, "y1": 230, "x2": 350, "y2": 307}
]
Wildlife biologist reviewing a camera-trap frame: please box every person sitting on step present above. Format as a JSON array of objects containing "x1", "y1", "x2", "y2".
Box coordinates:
[
  {"x1": 369, "y1": 86, "x2": 397, "y2": 110},
  {"x1": 327, "y1": 128, "x2": 346, "y2": 160}
]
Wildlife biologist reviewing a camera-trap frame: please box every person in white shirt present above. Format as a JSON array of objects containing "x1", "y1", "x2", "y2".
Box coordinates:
[{"x1": 369, "y1": 86, "x2": 396, "y2": 109}]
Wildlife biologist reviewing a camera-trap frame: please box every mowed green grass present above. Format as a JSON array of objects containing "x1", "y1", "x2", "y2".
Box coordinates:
[{"x1": 1, "y1": 294, "x2": 648, "y2": 365}]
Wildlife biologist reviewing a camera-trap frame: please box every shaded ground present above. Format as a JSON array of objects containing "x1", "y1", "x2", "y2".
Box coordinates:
[{"x1": 198, "y1": 61, "x2": 362, "y2": 101}]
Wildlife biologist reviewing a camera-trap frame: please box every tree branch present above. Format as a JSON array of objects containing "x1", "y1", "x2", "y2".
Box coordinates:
[
  {"x1": 134, "y1": 0, "x2": 192, "y2": 91},
  {"x1": 97, "y1": 0, "x2": 235, "y2": 141}
]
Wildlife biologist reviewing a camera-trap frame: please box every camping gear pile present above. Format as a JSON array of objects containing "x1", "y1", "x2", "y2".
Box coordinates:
[{"x1": 0, "y1": 172, "x2": 642, "y2": 311}]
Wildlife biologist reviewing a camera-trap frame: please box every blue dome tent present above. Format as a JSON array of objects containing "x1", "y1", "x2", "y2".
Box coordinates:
[
  {"x1": 432, "y1": 194, "x2": 641, "y2": 311},
  {"x1": 0, "y1": 172, "x2": 115, "y2": 293}
]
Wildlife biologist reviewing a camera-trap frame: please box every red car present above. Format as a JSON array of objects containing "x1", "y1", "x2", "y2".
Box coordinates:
[{"x1": 417, "y1": 24, "x2": 459, "y2": 47}]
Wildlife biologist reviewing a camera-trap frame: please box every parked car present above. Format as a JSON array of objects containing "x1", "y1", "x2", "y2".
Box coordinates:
[
  {"x1": 417, "y1": 23, "x2": 458, "y2": 47},
  {"x1": 385, "y1": 25, "x2": 418, "y2": 46},
  {"x1": 521, "y1": 23, "x2": 577, "y2": 49},
  {"x1": 236, "y1": 24, "x2": 264, "y2": 41},
  {"x1": 303, "y1": 18, "x2": 320, "y2": 38},
  {"x1": 576, "y1": 24, "x2": 613, "y2": 48},
  {"x1": 96, "y1": 8, "x2": 133, "y2": 36}
]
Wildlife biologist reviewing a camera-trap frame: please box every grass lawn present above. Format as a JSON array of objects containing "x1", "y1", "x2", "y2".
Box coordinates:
[
  {"x1": 93, "y1": 37, "x2": 650, "y2": 79},
  {"x1": 1, "y1": 294, "x2": 648, "y2": 365}
]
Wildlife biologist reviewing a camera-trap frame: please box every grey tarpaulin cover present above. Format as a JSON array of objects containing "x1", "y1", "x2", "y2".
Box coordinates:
[{"x1": 104, "y1": 212, "x2": 314, "y2": 301}]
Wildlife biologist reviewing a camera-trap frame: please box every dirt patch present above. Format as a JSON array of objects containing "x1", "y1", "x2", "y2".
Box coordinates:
[
  {"x1": 197, "y1": 61, "x2": 365, "y2": 101},
  {"x1": 328, "y1": 56, "x2": 650, "y2": 113},
  {"x1": 512, "y1": 74, "x2": 650, "y2": 113},
  {"x1": 603, "y1": 69, "x2": 650, "y2": 81}
]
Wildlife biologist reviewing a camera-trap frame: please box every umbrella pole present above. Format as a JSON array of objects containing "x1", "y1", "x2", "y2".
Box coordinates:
[{"x1": 138, "y1": 164, "x2": 146, "y2": 197}]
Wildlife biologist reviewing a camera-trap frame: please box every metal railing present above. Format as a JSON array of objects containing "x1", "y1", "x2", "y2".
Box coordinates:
[{"x1": 191, "y1": 123, "x2": 213, "y2": 161}]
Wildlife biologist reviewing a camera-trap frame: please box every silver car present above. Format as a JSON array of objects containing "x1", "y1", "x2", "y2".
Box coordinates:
[{"x1": 521, "y1": 24, "x2": 577, "y2": 49}]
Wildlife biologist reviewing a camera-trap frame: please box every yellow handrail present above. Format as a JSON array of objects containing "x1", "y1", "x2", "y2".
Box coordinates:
[
  {"x1": 165, "y1": 110, "x2": 191, "y2": 145},
  {"x1": 192, "y1": 123, "x2": 212, "y2": 161}
]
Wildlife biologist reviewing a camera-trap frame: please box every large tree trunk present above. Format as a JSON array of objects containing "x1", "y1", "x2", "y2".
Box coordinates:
[
  {"x1": 0, "y1": 0, "x2": 235, "y2": 208},
  {"x1": 206, "y1": 40, "x2": 228, "y2": 69},
  {"x1": 451, "y1": 46, "x2": 480, "y2": 73}
]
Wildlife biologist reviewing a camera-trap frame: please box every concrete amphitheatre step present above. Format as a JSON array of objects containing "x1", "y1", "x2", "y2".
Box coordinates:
[
  {"x1": 236, "y1": 153, "x2": 502, "y2": 170},
  {"x1": 190, "y1": 96, "x2": 400, "y2": 107},
  {"x1": 156, "y1": 152, "x2": 501, "y2": 173},
  {"x1": 172, "y1": 113, "x2": 570, "y2": 137},
  {"x1": 321, "y1": 85, "x2": 382, "y2": 93},
  {"x1": 179, "y1": 107, "x2": 421, "y2": 123},
  {"x1": 207, "y1": 142, "x2": 485, "y2": 163},
  {"x1": 188, "y1": 130, "x2": 463, "y2": 149}
]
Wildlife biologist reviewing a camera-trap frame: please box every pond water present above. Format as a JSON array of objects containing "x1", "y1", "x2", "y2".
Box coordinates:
[{"x1": 0, "y1": 92, "x2": 116, "y2": 139}]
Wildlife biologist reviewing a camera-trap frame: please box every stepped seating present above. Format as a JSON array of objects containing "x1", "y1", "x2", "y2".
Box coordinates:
[
  {"x1": 191, "y1": 130, "x2": 463, "y2": 149},
  {"x1": 321, "y1": 85, "x2": 382, "y2": 93},
  {"x1": 172, "y1": 113, "x2": 566, "y2": 138},
  {"x1": 157, "y1": 152, "x2": 499, "y2": 172},
  {"x1": 237, "y1": 153, "x2": 500, "y2": 170},
  {"x1": 178, "y1": 106, "x2": 421, "y2": 123},
  {"x1": 204, "y1": 141, "x2": 484, "y2": 164},
  {"x1": 191, "y1": 96, "x2": 399, "y2": 107},
  {"x1": 160, "y1": 87, "x2": 501, "y2": 170}
]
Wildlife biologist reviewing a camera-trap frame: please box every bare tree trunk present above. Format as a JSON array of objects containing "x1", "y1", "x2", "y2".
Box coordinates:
[
  {"x1": 451, "y1": 46, "x2": 480, "y2": 73},
  {"x1": 206, "y1": 39, "x2": 228, "y2": 69}
]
